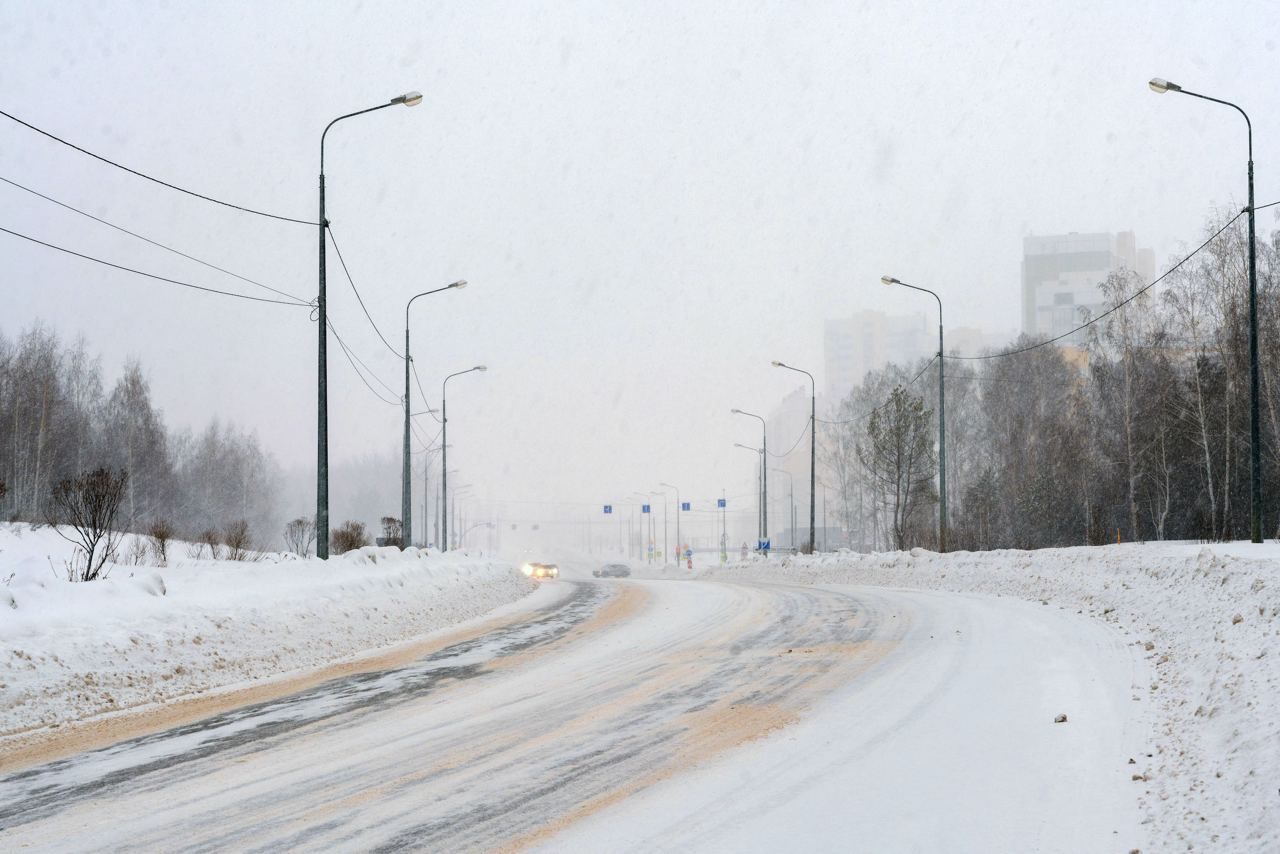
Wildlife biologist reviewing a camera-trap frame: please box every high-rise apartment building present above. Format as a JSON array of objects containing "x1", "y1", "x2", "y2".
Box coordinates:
[
  {"x1": 1021, "y1": 231, "x2": 1155, "y2": 345},
  {"x1": 823, "y1": 310, "x2": 931, "y2": 401}
]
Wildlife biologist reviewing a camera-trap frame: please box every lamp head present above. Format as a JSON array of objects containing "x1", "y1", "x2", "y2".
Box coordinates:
[
  {"x1": 475, "y1": 365, "x2": 487, "y2": 372},
  {"x1": 771, "y1": 360, "x2": 784, "y2": 368},
  {"x1": 451, "y1": 279, "x2": 467, "y2": 289},
  {"x1": 1148, "y1": 78, "x2": 1180, "y2": 94},
  {"x1": 730, "y1": 408, "x2": 742, "y2": 414},
  {"x1": 881, "y1": 275, "x2": 901, "y2": 286},
  {"x1": 393, "y1": 91, "x2": 424, "y2": 106}
]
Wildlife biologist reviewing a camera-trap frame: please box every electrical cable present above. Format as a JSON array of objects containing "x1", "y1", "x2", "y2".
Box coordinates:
[
  {"x1": 411, "y1": 360, "x2": 443, "y2": 423},
  {"x1": 0, "y1": 174, "x2": 309, "y2": 304},
  {"x1": 326, "y1": 225, "x2": 401, "y2": 358},
  {"x1": 327, "y1": 318, "x2": 399, "y2": 405},
  {"x1": 945, "y1": 209, "x2": 1247, "y2": 361},
  {"x1": 817, "y1": 356, "x2": 938, "y2": 426},
  {"x1": 766, "y1": 416, "x2": 814, "y2": 458},
  {"x1": 0, "y1": 224, "x2": 309, "y2": 307},
  {"x1": 0, "y1": 108, "x2": 317, "y2": 226}
]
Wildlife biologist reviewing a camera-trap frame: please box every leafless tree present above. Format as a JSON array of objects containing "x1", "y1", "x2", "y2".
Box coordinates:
[
  {"x1": 198, "y1": 528, "x2": 222, "y2": 560},
  {"x1": 147, "y1": 518, "x2": 174, "y2": 565},
  {"x1": 283, "y1": 516, "x2": 316, "y2": 557},
  {"x1": 223, "y1": 519, "x2": 254, "y2": 561},
  {"x1": 331, "y1": 520, "x2": 370, "y2": 554},
  {"x1": 44, "y1": 467, "x2": 128, "y2": 582},
  {"x1": 381, "y1": 516, "x2": 404, "y2": 548}
]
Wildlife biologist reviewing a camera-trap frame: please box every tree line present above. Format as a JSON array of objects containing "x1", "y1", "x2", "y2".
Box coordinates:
[
  {"x1": 822, "y1": 208, "x2": 1280, "y2": 551},
  {"x1": 0, "y1": 324, "x2": 283, "y2": 548}
]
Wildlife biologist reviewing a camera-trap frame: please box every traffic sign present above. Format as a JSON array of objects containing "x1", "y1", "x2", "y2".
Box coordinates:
[
  {"x1": 603, "y1": 505, "x2": 612, "y2": 514},
  {"x1": 684, "y1": 548, "x2": 693, "y2": 558},
  {"x1": 681, "y1": 502, "x2": 691, "y2": 511},
  {"x1": 717, "y1": 498, "x2": 727, "y2": 508},
  {"x1": 642, "y1": 504, "x2": 651, "y2": 513}
]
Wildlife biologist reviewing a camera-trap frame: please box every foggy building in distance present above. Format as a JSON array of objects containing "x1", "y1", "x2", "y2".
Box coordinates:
[
  {"x1": 823, "y1": 310, "x2": 931, "y2": 402},
  {"x1": 1021, "y1": 231, "x2": 1155, "y2": 345},
  {"x1": 767, "y1": 386, "x2": 812, "y2": 549}
]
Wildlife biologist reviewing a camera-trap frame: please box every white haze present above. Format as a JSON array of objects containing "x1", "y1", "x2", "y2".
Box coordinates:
[{"x1": 3, "y1": 0, "x2": 1277, "y2": 544}]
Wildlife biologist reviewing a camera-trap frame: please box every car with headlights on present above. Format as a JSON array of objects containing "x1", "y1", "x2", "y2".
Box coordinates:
[{"x1": 522, "y1": 562, "x2": 559, "y2": 580}]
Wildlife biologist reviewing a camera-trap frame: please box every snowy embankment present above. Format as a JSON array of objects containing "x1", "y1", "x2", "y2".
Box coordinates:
[
  {"x1": 702, "y1": 543, "x2": 1279, "y2": 851},
  {"x1": 0, "y1": 524, "x2": 535, "y2": 740}
]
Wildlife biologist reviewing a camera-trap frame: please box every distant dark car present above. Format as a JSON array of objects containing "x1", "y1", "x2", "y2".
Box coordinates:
[{"x1": 593, "y1": 564, "x2": 631, "y2": 578}]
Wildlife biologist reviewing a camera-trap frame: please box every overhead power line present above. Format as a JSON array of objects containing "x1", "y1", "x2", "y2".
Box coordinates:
[
  {"x1": 0, "y1": 108, "x2": 317, "y2": 226},
  {"x1": 0, "y1": 224, "x2": 309, "y2": 307},
  {"x1": 767, "y1": 416, "x2": 814, "y2": 458},
  {"x1": 411, "y1": 360, "x2": 443, "y2": 423},
  {"x1": 326, "y1": 225, "x2": 400, "y2": 358},
  {"x1": 0, "y1": 174, "x2": 309, "y2": 304},
  {"x1": 327, "y1": 317, "x2": 400, "y2": 406},
  {"x1": 946, "y1": 208, "x2": 1251, "y2": 361},
  {"x1": 816, "y1": 355, "x2": 938, "y2": 426}
]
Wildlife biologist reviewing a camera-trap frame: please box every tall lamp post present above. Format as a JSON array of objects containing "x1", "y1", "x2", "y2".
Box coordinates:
[
  {"x1": 1149, "y1": 77, "x2": 1262, "y2": 544},
  {"x1": 440, "y1": 366, "x2": 486, "y2": 551},
  {"x1": 881, "y1": 276, "x2": 947, "y2": 552},
  {"x1": 403, "y1": 280, "x2": 466, "y2": 547},
  {"x1": 316, "y1": 89, "x2": 422, "y2": 559},
  {"x1": 659, "y1": 482, "x2": 681, "y2": 563},
  {"x1": 772, "y1": 362, "x2": 816, "y2": 553},
  {"x1": 731, "y1": 408, "x2": 768, "y2": 544},
  {"x1": 734, "y1": 443, "x2": 765, "y2": 542}
]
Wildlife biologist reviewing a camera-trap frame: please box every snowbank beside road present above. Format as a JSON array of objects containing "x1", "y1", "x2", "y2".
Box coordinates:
[
  {"x1": 701, "y1": 543, "x2": 1280, "y2": 852},
  {"x1": 0, "y1": 524, "x2": 535, "y2": 740}
]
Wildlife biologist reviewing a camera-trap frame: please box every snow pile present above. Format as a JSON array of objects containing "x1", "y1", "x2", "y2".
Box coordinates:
[
  {"x1": 702, "y1": 543, "x2": 1279, "y2": 851},
  {"x1": 0, "y1": 524, "x2": 535, "y2": 738}
]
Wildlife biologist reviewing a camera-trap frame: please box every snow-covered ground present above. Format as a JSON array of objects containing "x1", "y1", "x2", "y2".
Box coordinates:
[
  {"x1": 689, "y1": 543, "x2": 1280, "y2": 852},
  {"x1": 0, "y1": 524, "x2": 535, "y2": 742}
]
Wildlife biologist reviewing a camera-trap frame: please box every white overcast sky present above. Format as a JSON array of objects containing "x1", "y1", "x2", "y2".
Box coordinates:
[{"x1": 3, "y1": 0, "x2": 1277, "y2": 521}]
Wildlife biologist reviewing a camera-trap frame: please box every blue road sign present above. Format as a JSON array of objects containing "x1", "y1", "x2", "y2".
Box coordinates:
[
  {"x1": 717, "y1": 498, "x2": 727, "y2": 508},
  {"x1": 603, "y1": 505, "x2": 612, "y2": 514},
  {"x1": 758, "y1": 539, "x2": 771, "y2": 551},
  {"x1": 684, "y1": 548, "x2": 693, "y2": 558},
  {"x1": 642, "y1": 504, "x2": 651, "y2": 513},
  {"x1": 681, "y1": 502, "x2": 691, "y2": 511}
]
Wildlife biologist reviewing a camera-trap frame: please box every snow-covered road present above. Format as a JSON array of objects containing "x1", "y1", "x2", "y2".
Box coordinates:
[{"x1": 0, "y1": 579, "x2": 1146, "y2": 852}]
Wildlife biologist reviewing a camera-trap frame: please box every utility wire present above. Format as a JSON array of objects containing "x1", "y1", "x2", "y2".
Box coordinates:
[
  {"x1": 766, "y1": 416, "x2": 814, "y2": 458},
  {"x1": 326, "y1": 225, "x2": 401, "y2": 358},
  {"x1": 0, "y1": 108, "x2": 317, "y2": 226},
  {"x1": 0, "y1": 224, "x2": 309, "y2": 307},
  {"x1": 946, "y1": 209, "x2": 1247, "y2": 361},
  {"x1": 0, "y1": 174, "x2": 309, "y2": 304},
  {"x1": 816, "y1": 355, "x2": 938, "y2": 426},
  {"x1": 327, "y1": 317, "x2": 400, "y2": 406},
  {"x1": 411, "y1": 360, "x2": 443, "y2": 423}
]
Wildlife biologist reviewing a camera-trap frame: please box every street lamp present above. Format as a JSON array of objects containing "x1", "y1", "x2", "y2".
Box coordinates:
[
  {"x1": 1149, "y1": 77, "x2": 1262, "y2": 543},
  {"x1": 772, "y1": 362, "x2": 816, "y2": 553},
  {"x1": 734, "y1": 442, "x2": 765, "y2": 542},
  {"x1": 316, "y1": 90, "x2": 422, "y2": 559},
  {"x1": 659, "y1": 482, "x2": 681, "y2": 563},
  {"x1": 881, "y1": 275, "x2": 947, "y2": 552},
  {"x1": 731, "y1": 408, "x2": 768, "y2": 545},
  {"x1": 770, "y1": 467, "x2": 795, "y2": 550},
  {"x1": 403, "y1": 280, "x2": 466, "y2": 547},
  {"x1": 441, "y1": 366, "x2": 486, "y2": 551}
]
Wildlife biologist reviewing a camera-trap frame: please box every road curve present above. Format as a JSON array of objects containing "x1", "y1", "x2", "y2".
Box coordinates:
[
  {"x1": 0, "y1": 579, "x2": 897, "y2": 851},
  {"x1": 0, "y1": 578, "x2": 1143, "y2": 852}
]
